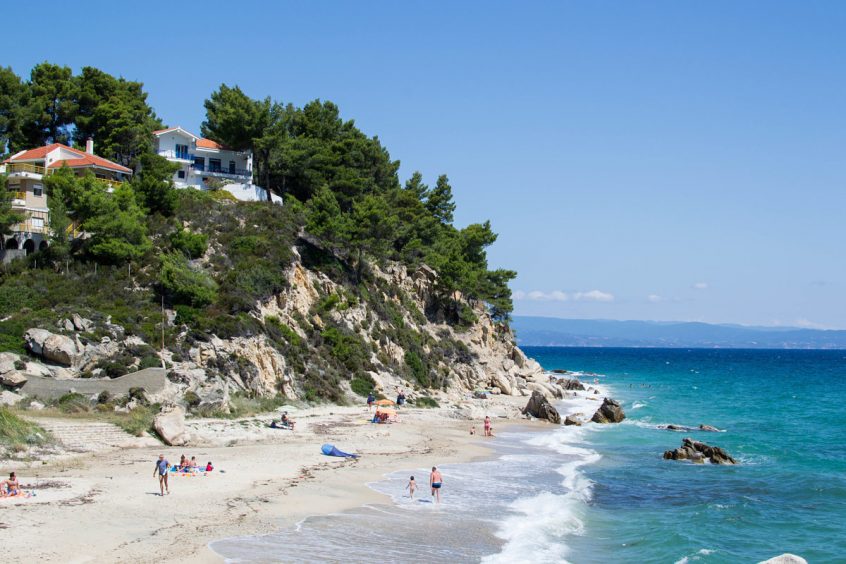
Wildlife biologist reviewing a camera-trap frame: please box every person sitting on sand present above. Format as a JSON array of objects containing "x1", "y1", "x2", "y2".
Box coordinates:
[
  {"x1": 281, "y1": 412, "x2": 296, "y2": 430},
  {"x1": 430, "y1": 467, "x2": 443, "y2": 503},
  {"x1": 205, "y1": 461, "x2": 214, "y2": 472},
  {"x1": 406, "y1": 476, "x2": 417, "y2": 499},
  {"x1": 190, "y1": 456, "x2": 199, "y2": 469},
  {"x1": 3, "y1": 472, "x2": 21, "y2": 496},
  {"x1": 153, "y1": 455, "x2": 170, "y2": 496},
  {"x1": 178, "y1": 454, "x2": 188, "y2": 471}
]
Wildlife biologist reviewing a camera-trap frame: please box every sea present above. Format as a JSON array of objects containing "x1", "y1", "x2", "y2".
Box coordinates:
[{"x1": 210, "y1": 347, "x2": 846, "y2": 563}]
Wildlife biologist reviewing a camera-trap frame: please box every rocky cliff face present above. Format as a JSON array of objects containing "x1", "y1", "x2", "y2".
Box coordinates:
[{"x1": 12, "y1": 251, "x2": 564, "y2": 410}]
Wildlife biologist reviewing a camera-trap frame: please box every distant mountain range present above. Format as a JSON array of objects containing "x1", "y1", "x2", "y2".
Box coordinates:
[{"x1": 511, "y1": 317, "x2": 846, "y2": 349}]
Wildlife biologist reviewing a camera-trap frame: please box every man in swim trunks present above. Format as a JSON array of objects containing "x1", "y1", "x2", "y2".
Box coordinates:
[
  {"x1": 153, "y1": 454, "x2": 170, "y2": 496},
  {"x1": 367, "y1": 392, "x2": 375, "y2": 412},
  {"x1": 430, "y1": 466, "x2": 443, "y2": 503}
]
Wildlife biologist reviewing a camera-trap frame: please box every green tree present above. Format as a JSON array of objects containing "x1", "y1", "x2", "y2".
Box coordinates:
[
  {"x1": 426, "y1": 174, "x2": 456, "y2": 225},
  {"x1": 132, "y1": 153, "x2": 178, "y2": 215},
  {"x1": 22, "y1": 63, "x2": 78, "y2": 146},
  {"x1": 404, "y1": 171, "x2": 429, "y2": 200},
  {"x1": 158, "y1": 252, "x2": 217, "y2": 306},
  {"x1": 74, "y1": 67, "x2": 163, "y2": 167},
  {"x1": 346, "y1": 194, "x2": 397, "y2": 280},
  {"x1": 0, "y1": 67, "x2": 28, "y2": 154}
]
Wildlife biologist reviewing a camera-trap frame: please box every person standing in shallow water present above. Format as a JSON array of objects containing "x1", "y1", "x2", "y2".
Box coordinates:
[{"x1": 430, "y1": 466, "x2": 443, "y2": 503}]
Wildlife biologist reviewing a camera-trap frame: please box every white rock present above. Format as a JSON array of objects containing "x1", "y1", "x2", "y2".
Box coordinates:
[
  {"x1": 759, "y1": 555, "x2": 808, "y2": 564},
  {"x1": 29, "y1": 400, "x2": 45, "y2": 410},
  {"x1": 0, "y1": 390, "x2": 23, "y2": 406},
  {"x1": 25, "y1": 362, "x2": 52, "y2": 377},
  {"x1": 154, "y1": 406, "x2": 190, "y2": 446},
  {"x1": 0, "y1": 370, "x2": 27, "y2": 388}
]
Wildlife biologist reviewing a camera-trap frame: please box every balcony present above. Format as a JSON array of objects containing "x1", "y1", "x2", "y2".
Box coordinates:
[
  {"x1": 5, "y1": 163, "x2": 45, "y2": 177},
  {"x1": 191, "y1": 163, "x2": 251, "y2": 180},
  {"x1": 14, "y1": 210, "x2": 49, "y2": 235},
  {"x1": 155, "y1": 149, "x2": 193, "y2": 161}
]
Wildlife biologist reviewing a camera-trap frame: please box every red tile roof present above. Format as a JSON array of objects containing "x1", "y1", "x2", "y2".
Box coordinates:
[
  {"x1": 6, "y1": 143, "x2": 131, "y2": 173},
  {"x1": 197, "y1": 138, "x2": 225, "y2": 150}
]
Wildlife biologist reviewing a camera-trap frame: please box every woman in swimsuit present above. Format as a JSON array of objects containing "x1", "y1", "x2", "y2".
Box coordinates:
[{"x1": 4, "y1": 472, "x2": 21, "y2": 496}]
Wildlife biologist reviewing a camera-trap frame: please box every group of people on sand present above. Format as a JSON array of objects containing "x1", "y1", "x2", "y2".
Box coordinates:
[
  {"x1": 405, "y1": 466, "x2": 444, "y2": 503},
  {"x1": 153, "y1": 454, "x2": 214, "y2": 496},
  {"x1": 470, "y1": 415, "x2": 495, "y2": 437},
  {"x1": 0, "y1": 472, "x2": 24, "y2": 498},
  {"x1": 366, "y1": 388, "x2": 407, "y2": 412}
]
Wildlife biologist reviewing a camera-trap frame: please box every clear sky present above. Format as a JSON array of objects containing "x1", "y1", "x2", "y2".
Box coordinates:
[{"x1": 5, "y1": 1, "x2": 845, "y2": 328}]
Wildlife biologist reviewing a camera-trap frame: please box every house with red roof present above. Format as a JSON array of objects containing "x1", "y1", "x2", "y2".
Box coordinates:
[
  {"x1": 1, "y1": 139, "x2": 131, "y2": 254},
  {"x1": 152, "y1": 127, "x2": 280, "y2": 203}
]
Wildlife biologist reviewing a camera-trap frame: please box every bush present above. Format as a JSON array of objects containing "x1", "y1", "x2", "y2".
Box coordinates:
[
  {"x1": 139, "y1": 355, "x2": 162, "y2": 370},
  {"x1": 97, "y1": 391, "x2": 112, "y2": 404},
  {"x1": 159, "y1": 252, "x2": 218, "y2": 306},
  {"x1": 57, "y1": 392, "x2": 91, "y2": 413},
  {"x1": 183, "y1": 390, "x2": 201, "y2": 408},
  {"x1": 321, "y1": 326, "x2": 370, "y2": 373},
  {"x1": 170, "y1": 229, "x2": 208, "y2": 259},
  {"x1": 350, "y1": 373, "x2": 375, "y2": 397},
  {"x1": 404, "y1": 349, "x2": 429, "y2": 387},
  {"x1": 414, "y1": 396, "x2": 439, "y2": 408},
  {"x1": 0, "y1": 407, "x2": 52, "y2": 449},
  {"x1": 317, "y1": 293, "x2": 341, "y2": 314}
]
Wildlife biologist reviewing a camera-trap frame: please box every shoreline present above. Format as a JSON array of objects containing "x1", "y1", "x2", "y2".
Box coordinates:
[{"x1": 0, "y1": 395, "x2": 553, "y2": 563}]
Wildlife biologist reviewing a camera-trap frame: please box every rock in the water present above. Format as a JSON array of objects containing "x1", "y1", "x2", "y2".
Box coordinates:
[
  {"x1": 153, "y1": 407, "x2": 190, "y2": 446},
  {"x1": 522, "y1": 391, "x2": 561, "y2": 424},
  {"x1": 699, "y1": 424, "x2": 722, "y2": 432},
  {"x1": 663, "y1": 437, "x2": 737, "y2": 465},
  {"x1": 564, "y1": 415, "x2": 582, "y2": 426},
  {"x1": 660, "y1": 424, "x2": 694, "y2": 432},
  {"x1": 551, "y1": 369, "x2": 569, "y2": 374},
  {"x1": 591, "y1": 397, "x2": 625, "y2": 423},
  {"x1": 758, "y1": 554, "x2": 808, "y2": 564},
  {"x1": 593, "y1": 389, "x2": 600, "y2": 394},
  {"x1": 0, "y1": 370, "x2": 27, "y2": 388},
  {"x1": 559, "y1": 378, "x2": 586, "y2": 391}
]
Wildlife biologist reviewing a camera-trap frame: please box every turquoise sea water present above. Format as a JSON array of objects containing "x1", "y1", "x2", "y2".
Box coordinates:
[
  {"x1": 526, "y1": 347, "x2": 846, "y2": 563},
  {"x1": 212, "y1": 347, "x2": 846, "y2": 563}
]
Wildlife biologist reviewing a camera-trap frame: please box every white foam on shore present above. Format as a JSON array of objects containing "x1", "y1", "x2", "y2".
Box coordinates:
[{"x1": 482, "y1": 382, "x2": 609, "y2": 563}]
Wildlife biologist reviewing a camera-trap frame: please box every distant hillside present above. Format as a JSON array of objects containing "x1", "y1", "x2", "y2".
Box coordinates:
[{"x1": 512, "y1": 317, "x2": 846, "y2": 349}]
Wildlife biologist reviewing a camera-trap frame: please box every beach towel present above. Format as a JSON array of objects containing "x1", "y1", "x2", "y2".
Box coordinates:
[{"x1": 321, "y1": 444, "x2": 358, "y2": 458}]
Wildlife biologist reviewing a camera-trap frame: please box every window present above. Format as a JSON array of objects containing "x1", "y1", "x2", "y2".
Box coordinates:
[
  {"x1": 229, "y1": 161, "x2": 236, "y2": 174},
  {"x1": 177, "y1": 170, "x2": 185, "y2": 179},
  {"x1": 193, "y1": 156, "x2": 205, "y2": 171},
  {"x1": 175, "y1": 144, "x2": 189, "y2": 159},
  {"x1": 208, "y1": 158, "x2": 222, "y2": 172},
  {"x1": 32, "y1": 218, "x2": 44, "y2": 229},
  {"x1": 33, "y1": 184, "x2": 43, "y2": 197}
]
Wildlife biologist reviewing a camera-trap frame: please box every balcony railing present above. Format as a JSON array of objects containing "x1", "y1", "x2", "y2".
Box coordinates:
[
  {"x1": 191, "y1": 163, "x2": 251, "y2": 178},
  {"x1": 155, "y1": 150, "x2": 194, "y2": 160},
  {"x1": 11, "y1": 191, "x2": 26, "y2": 201},
  {"x1": 5, "y1": 163, "x2": 46, "y2": 176}
]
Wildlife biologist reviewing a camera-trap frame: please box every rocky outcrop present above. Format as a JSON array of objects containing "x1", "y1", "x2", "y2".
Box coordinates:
[
  {"x1": 522, "y1": 391, "x2": 561, "y2": 424},
  {"x1": 699, "y1": 424, "x2": 722, "y2": 432},
  {"x1": 153, "y1": 407, "x2": 190, "y2": 446},
  {"x1": 591, "y1": 398, "x2": 625, "y2": 423},
  {"x1": 663, "y1": 437, "x2": 737, "y2": 465},
  {"x1": 660, "y1": 424, "x2": 694, "y2": 432},
  {"x1": 564, "y1": 415, "x2": 582, "y2": 426}
]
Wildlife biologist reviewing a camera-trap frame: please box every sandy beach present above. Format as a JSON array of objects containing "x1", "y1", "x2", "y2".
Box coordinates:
[{"x1": 0, "y1": 396, "x2": 536, "y2": 563}]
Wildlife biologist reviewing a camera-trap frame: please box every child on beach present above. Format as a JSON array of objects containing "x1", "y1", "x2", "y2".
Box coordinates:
[
  {"x1": 153, "y1": 455, "x2": 170, "y2": 496},
  {"x1": 406, "y1": 476, "x2": 417, "y2": 499},
  {"x1": 205, "y1": 461, "x2": 214, "y2": 472}
]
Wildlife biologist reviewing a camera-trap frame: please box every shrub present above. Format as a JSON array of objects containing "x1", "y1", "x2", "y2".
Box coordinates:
[
  {"x1": 0, "y1": 407, "x2": 52, "y2": 449},
  {"x1": 14, "y1": 359, "x2": 26, "y2": 371},
  {"x1": 404, "y1": 349, "x2": 429, "y2": 387},
  {"x1": 159, "y1": 252, "x2": 218, "y2": 306},
  {"x1": 321, "y1": 326, "x2": 370, "y2": 373},
  {"x1": 414, "y1": 396, "x2": 439, "y2": 408},
  {"x1": 97, "y1": 391, "x2": 112, "y2": 404},
  {"x1": 350, "y1": 373, "x2": 376, "y2": 397},
  {"x1": 170, "y1": 229, "x2": 208, "y2": 259},
  {"x1": 139, "y1": 354, "x2": 162, "y2": 370},
  {"x1": 183, "y1": 390, "x2": 201, "y2": 408},
  {"x1": 57, "y1": 392, "x2": 91, "y2": 413},
  {"x1": 317, "y1": 293, "x2": 341, "y2": 314}
]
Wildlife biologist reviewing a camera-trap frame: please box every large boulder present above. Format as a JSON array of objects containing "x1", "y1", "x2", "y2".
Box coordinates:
[
  {"x1": 522, "y1": 391, "x2": 561, "y2": 424},
  {"x1": 0, "y1": 370, "x2": 27, "y2": 388},
  {"x1": 153, "y1": 407, "x2": 190, "y2": 446},
  {"x1": 564, "y1": 415, "x2": 582, "y2": 426},
  {"x1": 0, "y1": 352, "x2": 20, "y2": 374},
  {"x1": 25, "y1": 328, "x2": 81, "y2": 366},
  {"x1": 663, "y1": 437, "x2": 737, "y2": 465},
  {"x1": 591, "y1": 397, "x2": 625, "y2": 423},
  {"x1": 0, "y1": 390, "x2": 24, "y2": 406}
]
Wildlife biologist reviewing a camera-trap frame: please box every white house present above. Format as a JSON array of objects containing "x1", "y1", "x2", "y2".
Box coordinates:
[{"x1": 152, "y1": 127, "x2": 281, "y2": 203}]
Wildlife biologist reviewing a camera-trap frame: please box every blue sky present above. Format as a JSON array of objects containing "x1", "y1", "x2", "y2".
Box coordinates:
[{"x1": 5, "y1": 1, "x2": 845, "y2": 328}]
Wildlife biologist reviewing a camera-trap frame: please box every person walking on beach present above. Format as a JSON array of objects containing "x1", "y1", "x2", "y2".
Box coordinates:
[
  {"x1": 367, "y1": 391, "x2": 375, "y2": 412},
  {"x1": 406, "y1": 476, "x2": 417, "y2": 499},
  {"x1": 430, "y1": 466, "x2": 443, "y2": 503},
  {"x1": 154, "y1": 454, "x2": 170, "y2": 496}
]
